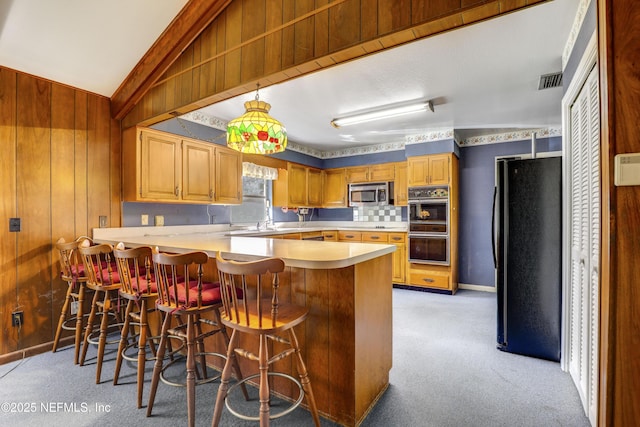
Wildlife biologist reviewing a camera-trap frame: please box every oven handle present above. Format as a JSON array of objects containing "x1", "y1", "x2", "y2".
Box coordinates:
[{"x1": 408, "y1": 233, "x2": 450, "y2": 238}]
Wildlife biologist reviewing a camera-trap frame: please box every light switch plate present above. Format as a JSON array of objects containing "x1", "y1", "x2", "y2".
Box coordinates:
[
  {"x1": 155, "y1": 215, "x2": 164, "y2": 226},
  {"x1": 141, "y1": 214, "x2": 149, "y2": 226},
  {"x1": 614, "y1": 153, "x2": 640, "y2": 186}
]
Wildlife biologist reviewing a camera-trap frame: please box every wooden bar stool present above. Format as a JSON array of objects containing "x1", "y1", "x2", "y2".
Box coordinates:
[
  {"x1": 52, "y1": 236, "x2": 93, "y2": 364},
  {"x1": 212, "y1": 253, "x2": 320, "y2": 427},
  {"x1": 147, "y1": 250, "x2": 247, "y2": 427},
  {"x1": 112, "y1": 244, "x2": 159, "y2": 408},
  {"x1": 78, "y1": 242, "x2": 123, "y2": 384}
]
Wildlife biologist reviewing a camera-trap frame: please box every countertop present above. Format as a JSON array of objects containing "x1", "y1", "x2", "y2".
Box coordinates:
[{"x1": 93, "y1": 224, "x2": 399, "y2": 269}]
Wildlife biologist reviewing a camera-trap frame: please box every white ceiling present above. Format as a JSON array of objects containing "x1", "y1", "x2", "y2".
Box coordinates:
[
  {"x1": 0, "y1": 0, "x2": 187, "y2": 97},
  {"x1": 0, "y1": 0, "x2": 578, "y2": 151}
]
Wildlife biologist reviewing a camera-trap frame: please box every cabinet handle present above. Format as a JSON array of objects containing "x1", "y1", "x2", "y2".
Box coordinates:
[
  {"x1": 346, "y1": 235, "x2": 354, "y2": 238},
  {"x1": 392, "y1": 237, "x2": 401, "y2": 241},
  {"x1": 371, "y1": 236, "x2": 380, "y2": 240},
  {"x1": 175, "y1": 187, "x2": 179, "y2": 196},
  {"x1": 422, "y1": 278, "x2": 434, "y2": 283},
  {"x1": 209, "y1": 189, "x2": 214, "y2": 199}
]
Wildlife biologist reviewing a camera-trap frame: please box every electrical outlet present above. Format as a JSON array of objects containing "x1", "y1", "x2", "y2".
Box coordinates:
[
  {"x1": 70, "y1": 301, "x2": 79, "y2": 316},
  {"x1": 12, "y1": 311, "x2": 23, "y2": 327},
  {"x1": 99, "y1": 215, "x2": 107, "y2": 228},
  {"x1": 9, "y1": 217, "x2": 21, "y2": 232},
  {"x1": 155, "y1": 215, "x2": 164, "y2": 226},
  {"x1": 141, "y1": 214, "x2": 149, "y2": 226}
]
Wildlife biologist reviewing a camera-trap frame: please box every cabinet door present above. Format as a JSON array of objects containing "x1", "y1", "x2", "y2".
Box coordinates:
[
  {"x1": 428, "y1": 154, "x2": 450, "y2": 185},
  {"x1": 288, "y1": 163, "x2": 308, "y2": 206},
  {"x1": 140, "y1": 130, "x2": 181, "y2": 200},
  {"x1": 389, "y1": 233, "x2": 406, "y2": 283},
  {"x1": 323, "y1": 169, "x2": 347, "y2": 207},
  {"x1": 394, "y1": 162, "x2": 408, "y2": 206},
  {"x1": 215, "y1": 147, "x2": 242, "y2": 204},
  {"x1": 407, "y1": 157, "x2": 430, "y2": 186},
  {"x1": 369, "y1": 164, "x2": 394, "y2": 182},
  {"x1": 182, "y1": 140, "x2": 215, "y2": 202},
  {"x1": 307, "y1": 167, "x2": 323, "y2": 206},
  {"x1": 392, "y1": 244, "x2": 406, "y2": 283},
  {"x1": 346, "y1": 166, "x2": 369, "y2": 183}
]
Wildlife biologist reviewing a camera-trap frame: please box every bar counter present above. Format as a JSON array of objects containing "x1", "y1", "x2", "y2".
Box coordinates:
[{"x1": 93, "y1": 226, "x2": 394, "y2": 427}]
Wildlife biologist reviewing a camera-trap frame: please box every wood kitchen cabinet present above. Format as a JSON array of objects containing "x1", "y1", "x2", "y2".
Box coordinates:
[
  {"x1": 407, "y1": 153, "x2": 459, "y2": 293},
  {"x1": 322, "y1": 231, "x2": 338, "y2": 241},
  {"x1": 122, "y1": 127, "x2": 242, "y2": 204},
  {"x1": 323, "y1": 168, "x2": 348, "y2": 207},
  {"x1": 215, "y1": 147, "x2": 242, "y2": 204},
  {"x1": 394, "y1": 162, "x2": 408, "y2": 206},
  {"x1": 273, "y1": 162, "x2": 322, "y2": 207},
  {"x1": 388, "y1": 232, "x2": 406, "y2": 284},
  {"x1": 338, "y1": 230, "x2": 362, "y2": 242},
  {"x1": 346, "y1": 163, "x2": 395, "y2": 183},
  {"x1": 407, "y1": 153, "x2": 451, "y2": 186}
]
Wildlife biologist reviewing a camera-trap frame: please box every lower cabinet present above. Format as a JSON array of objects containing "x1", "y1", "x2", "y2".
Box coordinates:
[
  {"x1": 388, "y1": 233, "x2": 406, "y2": 284},
  {"x1": 408, "y1": 263, "x2": 457, "y2": 294}
]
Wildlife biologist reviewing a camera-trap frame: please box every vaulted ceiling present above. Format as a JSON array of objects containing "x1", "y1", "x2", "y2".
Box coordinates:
[{"x1": 0, "y1": 0, "x2": 580, "y2": 150}]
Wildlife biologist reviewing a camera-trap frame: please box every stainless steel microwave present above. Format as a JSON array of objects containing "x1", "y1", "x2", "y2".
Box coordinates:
[{"x1": 348, "y1": 182, "x2": 391, "y2": 207}]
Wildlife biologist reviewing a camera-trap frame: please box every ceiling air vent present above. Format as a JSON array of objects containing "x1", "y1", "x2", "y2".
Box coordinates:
[{"x1": 538, "y1": 72, "x2": 563, "y2": 90}]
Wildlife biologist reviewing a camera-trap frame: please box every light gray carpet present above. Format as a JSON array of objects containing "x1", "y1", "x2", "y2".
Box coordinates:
[{"x1": 0, "y1": 289, "x2": 590, "y2": 426}]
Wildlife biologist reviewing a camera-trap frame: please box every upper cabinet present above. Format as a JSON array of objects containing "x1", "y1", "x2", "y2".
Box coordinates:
[
  {"x1": 407, "y1": 153, "x2": 452, "y2": 186},
  {"x1": 215, "y1": 148, "x2": 242, "y2": 204},
  {"x1": 346, "y1": 163, "x2": 395, "y2": 183},
  {"x1": 394, "y1": 162, "x2": 408, "y2": 206},
  {"x1": 122, "y1": 127, "x2": 242, "y2": 204},
  {"x1": 273, "y1": 162, "x2": 323, "y2": 207},
  {"x1": 323, "y1": 168, "x2": 348, "y2": 208}
]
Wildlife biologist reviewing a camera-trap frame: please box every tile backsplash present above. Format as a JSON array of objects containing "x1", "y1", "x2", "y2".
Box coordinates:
[{"x1": 355, "y1": 206, "x2": 403, "y2": 222}]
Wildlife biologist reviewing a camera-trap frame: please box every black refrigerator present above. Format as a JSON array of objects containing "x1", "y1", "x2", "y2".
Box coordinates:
[{"x1": 492, "y1": 157, "x2": 562, "y2": 362}]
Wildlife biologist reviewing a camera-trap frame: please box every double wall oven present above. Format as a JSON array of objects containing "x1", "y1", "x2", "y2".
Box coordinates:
[{"x1": 408, "y1": 186, "x2": 450, "y2": 265}]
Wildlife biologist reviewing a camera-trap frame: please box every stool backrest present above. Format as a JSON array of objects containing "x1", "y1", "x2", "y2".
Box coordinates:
[
  {"x1": 152, "y1": 250, "x2": 210, "y2": 311},
  {"x1": 215, "y1": 252, "x2": 286, "y2": 329},
  {"x1": 55, "y1": 236, "x2": 93, "y2": 282},
  {"x1": 113, "y1": 244, "x2": 155, "y2": 297},
  {"x1": 78, "y1": 242, "x2": 118, "y2": 287}
]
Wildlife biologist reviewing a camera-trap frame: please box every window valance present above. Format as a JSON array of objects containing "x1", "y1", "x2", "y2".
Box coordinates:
[{"x1": 242, "y1": 162, "x2": 279, "y2": 180}]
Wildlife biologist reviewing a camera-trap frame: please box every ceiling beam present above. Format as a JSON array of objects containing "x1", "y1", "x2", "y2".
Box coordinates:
[{"x1": 110, "y1": 0, "x2": 231, "y2": 120}]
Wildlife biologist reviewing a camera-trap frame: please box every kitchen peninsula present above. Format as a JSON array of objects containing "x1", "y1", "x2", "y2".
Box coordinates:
[{"x1": 93, "y1": 225, "x2": 394, "y2": 427}]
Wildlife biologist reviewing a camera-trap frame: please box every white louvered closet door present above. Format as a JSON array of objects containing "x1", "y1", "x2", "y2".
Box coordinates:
[{"x1": 568, "y1": 64, "x2": 600, "y2": 426}]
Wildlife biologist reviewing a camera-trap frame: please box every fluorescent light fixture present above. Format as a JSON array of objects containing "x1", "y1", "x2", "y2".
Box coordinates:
[{"x1": 331, "y1": 100, "x2": 433, "y2": 128}]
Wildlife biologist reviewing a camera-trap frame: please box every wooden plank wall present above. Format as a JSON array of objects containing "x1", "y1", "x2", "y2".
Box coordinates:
[
  {"x1": 123, "y1": 0, "x2": 548, "y2": 128},
  {"x1": 0, "y1": 67, "x2": 121, "y2": 357},
  {"x1": 598, "y1": 0, "x2": 640, "y2": 425}
]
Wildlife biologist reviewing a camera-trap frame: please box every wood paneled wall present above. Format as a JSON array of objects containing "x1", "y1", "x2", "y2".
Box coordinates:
[
  {"x1": 0, "y1": 67, "x2": 121, "y2": 357},
  {"x1": 122, "y1": 0, "x2": 548, "y2": 128},
  {"x1": 598, "y1": 1, "x2": 640, "y2": 425}
]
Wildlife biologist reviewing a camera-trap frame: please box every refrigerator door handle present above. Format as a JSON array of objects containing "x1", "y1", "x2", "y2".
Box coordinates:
[{"x1": 491, "y1": 186, "x2": 497, "y2": 268}]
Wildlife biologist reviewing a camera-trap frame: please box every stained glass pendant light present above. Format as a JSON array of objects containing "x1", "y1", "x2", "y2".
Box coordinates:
[{"x1": 226, "y1": 83, "x2": 287, "y2": 154}]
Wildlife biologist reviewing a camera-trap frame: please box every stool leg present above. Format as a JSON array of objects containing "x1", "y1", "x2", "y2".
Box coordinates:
[
  {"x1": 259, "y1": 334, "x2": 270, "y2": 427},
  {"x1": 289, "y1": 329, "x2": 321, "y2": 427},
  {"x1": 211, "y1": 329, "x2": 240, "y2": 427},
  {"x1": 214, "y1": 309, "x2": 249, "y2": 400},
  {"x1": 80, "y1": 289, "x2": 100, "y2": 366},
  {"x1": 136, "y1": 299, "x2": 149, "y2": 409},
  {"x1": 95, "y1": 290, "x2": 113, "y2": 384},
  {"x1": 74, "y1": 284, "x2": 86, "y2": 365},
  {"x1": 52, "y1": 281, "x2": 73, "y2": 353},
  {"x1": 113, "y1": 299, "x2": 134, "y2": 386},
  {"x1": 186, "y1": 315, "x2": 196, "y2": 427},
  {"x1": 147, "y1": 311, "x2": 171, "y2": 417}
]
